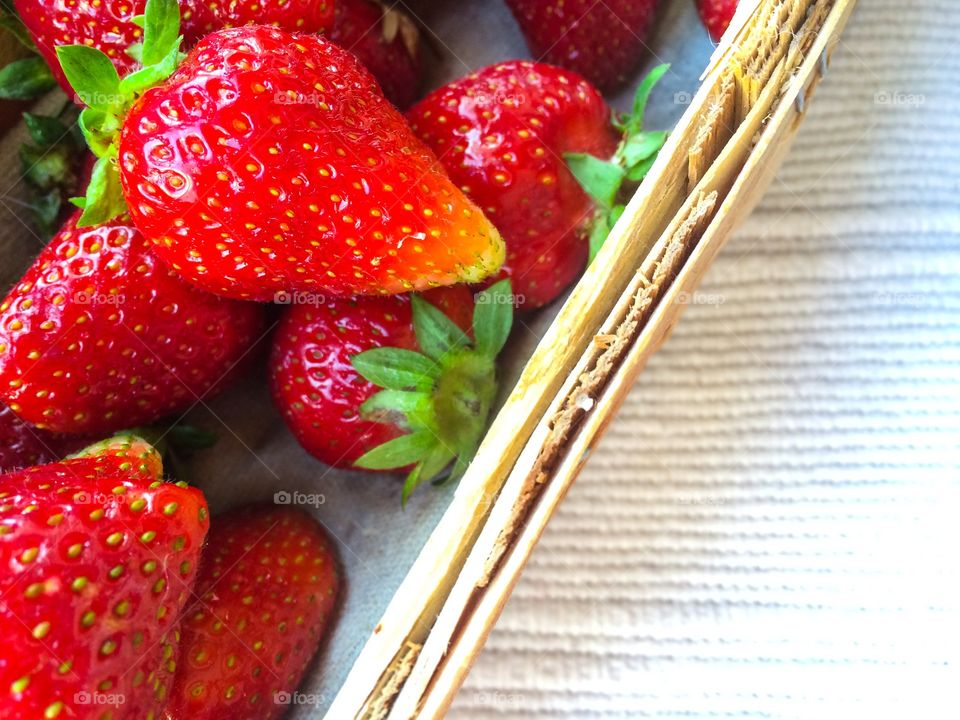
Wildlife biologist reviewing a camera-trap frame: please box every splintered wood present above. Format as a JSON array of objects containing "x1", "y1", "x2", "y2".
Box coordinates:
[
  {"x1": 366, "y1": 641, "x2": 423, "y2": 720},
  {"x1": 479, "y1": 192, "x2": 719, "y2": 587},
  {"x1": 690, "y1": 0, "x2": 835, "y2": 192}
]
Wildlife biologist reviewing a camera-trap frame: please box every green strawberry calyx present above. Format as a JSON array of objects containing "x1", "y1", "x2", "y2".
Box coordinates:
[
  {"x1": 0, "y1": 9, "x2": 58, "y2": 100},
  {"x1": 565, "y1": 63, "x2": 672, "y2": 263},
  {"x1": 54, "y1": 0, "x2": 184, "y2": 227},
  {"x1": 351, "y1": 279, "x2": 514, "y2": 505}
]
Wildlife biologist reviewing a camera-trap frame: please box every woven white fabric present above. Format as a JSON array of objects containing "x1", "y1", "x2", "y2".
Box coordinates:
[{"x1": 451, "y1": 1, "x2": 960, "y2": 717}]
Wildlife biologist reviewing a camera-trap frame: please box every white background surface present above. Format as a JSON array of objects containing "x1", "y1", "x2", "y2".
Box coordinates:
[{"x1": 451, "y1": 1, "x2": 960, "y2": 717}]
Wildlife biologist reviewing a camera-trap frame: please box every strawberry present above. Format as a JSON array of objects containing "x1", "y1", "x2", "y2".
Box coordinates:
[
  {"x1": 0, "y1": 401, "x2": 89, "y2": 470},
  {"x1": 55, "y1": 1, "x2": 504, "y2": 301},
  {"x1": 408, "y1": 61, "x2": 669, "y2": 309},
  {"x1": 271, "y1": 281, "x2": 512, "y2": 501},
  {"x1": 504, "y1": 0, "x2": 661, "y2": 92},
  {"x1": 0, "y1": 210, "x2": 265, "y2": 435},
  {"x1": 0, "y1": 434, "x2": 209, "y2": 720},
  {"x1": 270, "y1": 286, "x2": 472, "y2": 468},
  {"x1": 12, "y1": 0, "x2": 335, "y2": 98},
  {"x1": 698, "y1": 0, "x2": 738, "y2": 42},
  {"x1": 163, "y1": 504, "x2": 340, "y2": 719},
  {"x1": 330, "y1": 0, "x2": 422, "y2": 109}
]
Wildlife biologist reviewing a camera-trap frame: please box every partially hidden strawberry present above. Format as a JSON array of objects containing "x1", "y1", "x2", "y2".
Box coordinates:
[
  {"x1": 12, "y1": 0, "x2": 335, "y2": 98},
  {"x1": 698, "y1": 0, "x2": 739, "y2": 42},
  {"x1": 0, "y1": 434, "x2": 209, "y2": 720},
  {"x1": 163, "y1": 504, "x2": 340, "y2": 720},
  {"x1": 56, "y1": 0, "x2": 504, "y2": 300},
  {"x1": 504, "y1": 0, "x2": 661, "y2": 92},
  {"x1": 330, "y1": 0, "x2": 422, "y2": 109},
  {"x1": 408, "y1": 61, "x2": 670, "y2": 309},
  {"x1": 270, "y1": 281, "x2": 512, "y2": 501},
  {"x1": 0, "y1": 400, "x2": 90, "y2": 471},
  {"x1": 0, "y1": 210, "x2": 265, "y2": 435}
]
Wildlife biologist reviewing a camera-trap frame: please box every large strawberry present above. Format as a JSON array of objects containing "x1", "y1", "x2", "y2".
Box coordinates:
[
  {"x1": 504, "y1": 0, "x2": 661, "y2": 92},
  {"x1": 0, "y1": 400, "x2": 89, "y2": 470},
  {"x1": 12, "y1": 0, "x2": 336, "y2": 98},
  {"x1": 408, "y1": 61, "x2": 669, "y2": 309},
  {"x1": 698, "y1": 0, "x2": 739, "y2": 42},
  {"x1": 0, "y1": 210, "x2": 265, "y2": 434},
  {"x1": 330, "y1": 0, "x2": 422, "y2": 109},
  {"x1": 0, "y1": 434, "x2": 209, "y2": 719},
  {"x1": 163, "y1": 504, "x2": 339, "y2": 719},
  {"x1": 55, "y1": 0, "x2": 503, "y2": 301},
  {"x1": 271, "y1": 281, "x2": 512, "y2": 500}
]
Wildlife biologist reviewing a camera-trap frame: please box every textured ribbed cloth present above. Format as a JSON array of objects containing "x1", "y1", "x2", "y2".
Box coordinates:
[{"x1": 451, "y1": 1, "x2": 960, "y2": 717}]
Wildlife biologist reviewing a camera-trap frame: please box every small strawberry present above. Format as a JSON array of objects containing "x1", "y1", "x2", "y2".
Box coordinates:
[
  {"x1": 504, "y1": 0, "x2": 661, "y2": 92},
  {"x1": 0, "y1": 401, "x2": 89, "y2": 470},
  {"x1": 163, "y1": 504, "x2": 340, "y2": 720},
  {"x1": 12, "y1": 0, "x2": 335, "y2": 98},
  {"x1": 330, "y1": 0, "x2": 422, "y2": 109},
  {"x1": 55, "y1": 0, "x2": 504, "y2": 301},
  {"x1": 698, "y1": 0, "x2": 738, "y2": 42},
  {"x1": 271, "y1": 281, "x2": 512, "y2": 501},
  {"x1": 0, "y1": 211, "x2": 265, "y2": 434},
  {"x1": 0, "y1": 434, "x2": 209, "y2": 720},
  {"x1": 270, "y1": 286, "x2": 472, "y2": 468},
  {"x1": 409, "y1": 61, "x2": 669, "y2": 309}
]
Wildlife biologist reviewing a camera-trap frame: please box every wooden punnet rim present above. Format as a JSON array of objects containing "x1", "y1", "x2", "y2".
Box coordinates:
[{"x1": 335, "y1": 0, "x2": 859, "y2": 715}]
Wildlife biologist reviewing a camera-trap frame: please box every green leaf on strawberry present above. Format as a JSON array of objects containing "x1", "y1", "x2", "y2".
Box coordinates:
[
  {"x1": 53, "y1": 0, "x2": 185, "y2": 226},
  {"x1": 352, "y1": 280, "x2": 514, "y2": 503},
  {"x1": 0, "y1": 56, "x2": 56, "y2": 99},
  {"x1": 568, "y1": 63, "x2": 671, "y2": 262}
]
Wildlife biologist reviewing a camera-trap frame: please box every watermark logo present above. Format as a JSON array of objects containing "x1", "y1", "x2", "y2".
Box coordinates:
[
  {"x1": 274, "y1": 490, "x2": 326, "y2": 508},
  {"x1": 75, "y1": 691, "x2": 126, "y2": 706},
  {"x1": 874, "y1": 90, "x2": 925, "y2": 109},
  {"x1": 674, "y1": 290, "x2": 725, "y2": 306},
  {"x1": 674, "y1": 90, "x2": 694, "y2": 106},
  {"x1": 475, "y1": 292, "x2": 523, "y2": 306},
  {"x1": 273, "y1": 291, "x2": 326, "y2": 307},
  {"x1": 74, "y1": 91, "x2": 126, "y2": 107},
  {"x1": 274, "y1": 690, "x2": 326, "y2": 706},
  {"x1": 73, "y1": 490, "x2": 128, "y2": 507},
  {"x1": 75, "y1": 291, "x2": 125, "y2": 306}
]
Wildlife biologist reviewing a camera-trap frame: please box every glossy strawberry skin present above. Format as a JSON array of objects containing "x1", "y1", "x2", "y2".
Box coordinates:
[
  {"x1": 0, "y1": 437, "x2": 209, "y2": 720},
  {"x1": 0, "y1": 211, "x2": 265, "y2": 435},
  {"x1": 163, "y1": 505, "x2": 340, "y2": 720},
  {"x1": 119, "y1": 26, "x2": 503, "y2": 302},
  {"x1": 698, "y1": 0, "x2": 738, "y2": 41},
  {"x1": 504, "y1": 0, "x2": 660, "y2": 92},
  {"x1": 269, "y1": 286, "x2": 473, "y2": 468},
  {"x1": 0, "y1": 401, "x2": 90, "y2": 471},
  {"x1": 408, "y1": 61, "x2": 618, "y2": 309},
  {"x1": 13, "y1": 0, "x2": 335, "y2": 97},
  {"x1": 330, "y1": 0, "x2": 422, "y2": 109}
]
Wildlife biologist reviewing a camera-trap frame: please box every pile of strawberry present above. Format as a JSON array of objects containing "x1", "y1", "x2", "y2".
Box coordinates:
[{"x1": 0, "y1": 0, "x2": 742, "y2": 714}]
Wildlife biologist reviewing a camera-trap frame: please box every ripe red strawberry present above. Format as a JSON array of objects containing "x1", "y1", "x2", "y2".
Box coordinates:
[
  {"x1": 270, "y1": 286, "x2": 473, "y2": 469},
  {"x1": 698, "y1": 0, "x2": 738, "y2": 41},
  {"x1": 0, "y1": 434, "x2": 209, "y2": 720},
  {"x1": 0, "y1": 211, "x2": 265, "y2": 434},
  {"x1": 0, "y1": 401, "x2": 89, "y2": 470},
  {"x1": 163, "y1": 504, "x2": 339, "y2": 719},
  {"x1": 408, "y1": 61, "x2": 619, "y2": 309},
  {"x1": 504, "y1": 0, "x2": 661, "y2": 92},
  {"x1": 13, "y1": 0, "x2": 335, "y2": 97},
  {"x1": 409, "y1": 61, "x2": 672, "y2": 309},
  {"x1": 56, "y1": 5, "x2": 504, "y2": 301},
  {"x1": 330, "y1": 0, "x2": 422, "y2": 109},
  {"x1": 270, "y1": 281, "x2": 512, "y2": 500}
]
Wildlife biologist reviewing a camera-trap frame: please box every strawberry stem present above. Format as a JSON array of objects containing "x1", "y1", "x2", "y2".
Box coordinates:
[
  {"x1": 53, "y1": 0, "x2": 184, "y2": 227},
  {"x1": 351, "y1": 279, "x2": 514, "y2": 504},
  {"x1": 566, "y1": 63, "x2": 672, "y2": 262}
]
